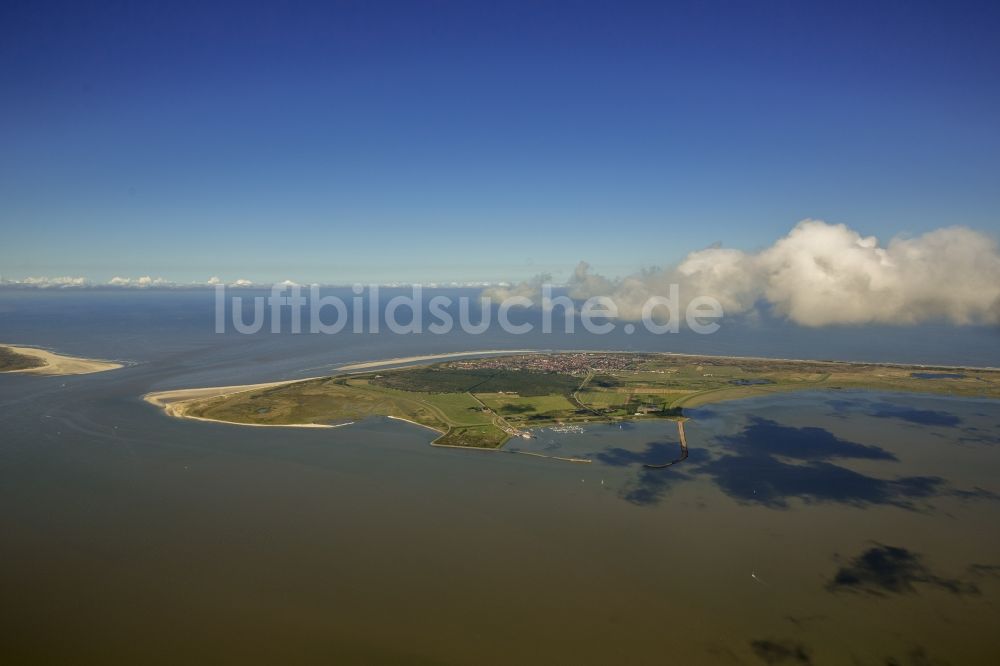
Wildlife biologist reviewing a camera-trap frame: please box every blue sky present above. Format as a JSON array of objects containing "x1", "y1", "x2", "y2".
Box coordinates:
[{"x1": 1, "y1": 0, "x2": 999, "y2": 284}]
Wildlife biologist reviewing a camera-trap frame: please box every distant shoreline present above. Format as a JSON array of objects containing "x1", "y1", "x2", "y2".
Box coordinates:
[
  {"x1": 0, "y1": 344, "x2": 123, "y2": 376},
  {"x1": 338, "y1": 348, "x2": 1000, "y2": 373}
]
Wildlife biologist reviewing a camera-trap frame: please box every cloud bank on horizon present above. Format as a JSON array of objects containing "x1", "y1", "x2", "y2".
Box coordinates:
[
  {"x1": 486, "y1": 220, "x2": 1000, "y2": 327},
  {"x1": 0, "y1": 275, "x2": 229, "y2": 289},
  {"x1": 4, "y1": 221, "x2": 999, "y2": 328}
]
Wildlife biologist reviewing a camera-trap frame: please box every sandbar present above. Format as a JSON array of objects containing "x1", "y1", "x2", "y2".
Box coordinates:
[{"x1": 0, "y1": 344, "x2": 123, "y2": 375}]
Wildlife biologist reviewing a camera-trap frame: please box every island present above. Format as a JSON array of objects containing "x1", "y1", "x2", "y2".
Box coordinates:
[
  {"x1": 0, "y1": 344, "x2": 123, "y2": 375},
  {"x1": 144, "y1": 351, "x2": 1000, "y2": 449}
]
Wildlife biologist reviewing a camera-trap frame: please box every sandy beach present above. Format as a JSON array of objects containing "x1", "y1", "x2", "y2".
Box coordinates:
[{"x1": 1, "y1": 344, "x2": 123, "y2": 375}]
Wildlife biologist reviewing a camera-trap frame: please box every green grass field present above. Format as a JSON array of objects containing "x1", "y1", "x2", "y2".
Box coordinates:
[
  {"x1": 476, "y1": 392, "x2": 577, "y2": 415},
  {"x1": 372, "y1": 367, "x2": 582, "y2": 396}
]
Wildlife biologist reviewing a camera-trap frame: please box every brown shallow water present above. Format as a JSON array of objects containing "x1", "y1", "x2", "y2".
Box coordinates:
[
  {"x1": 2, "y1": 290, "x2": 1000, "y2": 664},
  {"x1": 2, "y1": 361, "x2": 999, "y2": 664}
]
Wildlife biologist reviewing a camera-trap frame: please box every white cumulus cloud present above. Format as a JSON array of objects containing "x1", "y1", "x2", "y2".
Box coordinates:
[
  {"x1": 107, "y1": 275, "x2": 173, "y2": 288},
  {"x1": 6, "y1": 276, "x2": 91, "y2": 288},
  {"x1": 487, "y1": 220, "x2": 1000, "y2": 327}
]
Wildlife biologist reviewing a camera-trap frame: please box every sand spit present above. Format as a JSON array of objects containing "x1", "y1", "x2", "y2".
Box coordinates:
[{"x1": 1, "y1": 344, "x2": 123, "y2": 375}]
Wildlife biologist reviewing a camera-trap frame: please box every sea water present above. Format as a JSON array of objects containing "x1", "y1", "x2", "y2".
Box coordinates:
[{"x1": 1, "y1": 289, "x2": 998, "y2": 663}]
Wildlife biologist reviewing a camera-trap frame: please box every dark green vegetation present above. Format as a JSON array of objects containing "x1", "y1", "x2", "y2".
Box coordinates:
[
  {"x1": 0, "y1": 346, "x2": 44, "y2": 372},
  {"x1": 178, "y1": 352, "x2": 1000, "y2": 449},
  {"x1": 372, "y1": 366, "x2": 581, "y2": 395}
]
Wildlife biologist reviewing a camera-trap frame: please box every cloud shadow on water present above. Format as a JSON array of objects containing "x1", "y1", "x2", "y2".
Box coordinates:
[
  {"x1": 749, "y1": 639, "x2": 812, "y2": 665},
  {"x1": 827, "y1": 544, "x2": 979, "y2": 596},
  {"x1": 957, "y1": 425, "x2": 1000, "y2": 446},
  {"x1": 828, "y1": 398, "x2": 961, "y2": 427},
  {"x1": 597, "y1": 441, "x2": 685, "y2": 467},
  {"x1": 689, "y1": 417, "x2": 946, "y2": 509},
  {"x1": 719, "y1": 416, "x2": 897, "y2": 461},
  {"x1": 869, "y1": 403, "x2": 961, "y2": 427},
  {"x1": 620, "y1": 467, "x2": 692, "y2": 505},
  {"x1": 607, "y1": 417, "x2": 996, "y2": 509},
  {"x1": 595, "y1": 417, "x2": 1000, "y2": 511},
  {"x1": 693, "y1": 454, "x2": 943, "y2": 509},
  {"x1": 611, "y1": 447, "x2": 712, "y2": 505}
]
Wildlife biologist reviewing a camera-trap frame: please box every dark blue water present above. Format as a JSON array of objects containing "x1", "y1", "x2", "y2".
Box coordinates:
[{"x1": 1, "y1": 290, "x2": 998, "y2": 664}]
